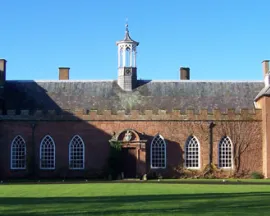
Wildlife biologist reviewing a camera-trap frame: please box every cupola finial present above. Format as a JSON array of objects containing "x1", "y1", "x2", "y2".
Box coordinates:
[{"x1": 125, "y1": 18, "x2": 129, "y2": 34}]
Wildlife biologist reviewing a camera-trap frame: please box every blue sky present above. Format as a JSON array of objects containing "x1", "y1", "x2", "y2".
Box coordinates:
[{"x1": 1, "y1": 0, "x2": 270, "y2": 81}]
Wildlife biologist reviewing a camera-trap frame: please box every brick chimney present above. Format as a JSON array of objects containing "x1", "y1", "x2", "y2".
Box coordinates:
[
  {"x1": 0, "y1": 59, "x2": 7, "y2": 87},
  {"x1": 262, "y1": 60, "x2": 270, "y2": 86},
  {"x1": 263, "y1": 60, "x2": 269, "y2": 76},
  {"x1": 180, "y1": 67, "x2": 190, "y2": 80},
  {"x1": 59, "y1": 67, "x2": 70, "y2": 80}
]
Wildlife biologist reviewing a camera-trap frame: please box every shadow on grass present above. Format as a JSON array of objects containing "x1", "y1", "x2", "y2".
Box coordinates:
[{"x1": 1, "y1": 192, "x2": 270, "y2": 215}]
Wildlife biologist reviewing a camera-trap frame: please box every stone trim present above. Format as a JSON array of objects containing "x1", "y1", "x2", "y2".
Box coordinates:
[{"x1": 0, "y1": 108, "x2": 262, "y2": 121}]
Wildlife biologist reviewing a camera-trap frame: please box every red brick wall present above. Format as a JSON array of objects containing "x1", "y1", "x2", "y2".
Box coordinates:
[
  {"x1": 0, "y1": 120, "x2": 262, "y2": 179},
  {"x1": 258, "y1": 96, "x2": 270, "y2": 178}
]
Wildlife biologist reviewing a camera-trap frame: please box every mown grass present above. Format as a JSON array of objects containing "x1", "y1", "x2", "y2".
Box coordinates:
[{"x1": 0, "y1": 182, "x2": 270, "y2": 215}]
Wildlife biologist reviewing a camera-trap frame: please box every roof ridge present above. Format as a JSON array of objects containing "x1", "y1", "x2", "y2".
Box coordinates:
[{"x1": 6, "y1": 80, "x2": 263, "y2": 83}]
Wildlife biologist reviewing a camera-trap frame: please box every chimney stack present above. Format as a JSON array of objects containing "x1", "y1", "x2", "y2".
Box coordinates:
[
  {"x1": 262, "y1": 60, "x2": 269, "y2": 77},
  {"x1": 0, "y1": 59, "x2": 7, "y2": 87},
  {"x1": 180, "y1": 67, "x2": 190, "y2": 80},
  {"x1": 59, "y1": 67, "x2": 70, "y2": 80},
  {"x1": 262, "y1": 60, "x2": 270, "y2": 86}
]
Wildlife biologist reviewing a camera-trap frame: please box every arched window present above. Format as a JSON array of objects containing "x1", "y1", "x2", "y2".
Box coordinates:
[
  {"x1": 69, "y1": 135, "x2": 85, "y2": 170},
  {"x1": 218, "y1": 136, "x2": 233, "y2": 168},
  {"x1": 185, "y1": 136, "x2": 200, "y2": 169},
  {"x1": 40, "y1": 135, "x2": 55, "y2": 170},
  {"x1": 11, "y1": 135, "x2": 26, "y2": 169},
  {"x1": 151, "y1": 134, "x2": 166, "y2": 169}
]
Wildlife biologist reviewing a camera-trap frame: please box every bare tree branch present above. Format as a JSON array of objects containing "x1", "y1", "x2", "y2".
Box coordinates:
[{"x1": 216, "y1": 116, "x2": 261, "y2": 176}]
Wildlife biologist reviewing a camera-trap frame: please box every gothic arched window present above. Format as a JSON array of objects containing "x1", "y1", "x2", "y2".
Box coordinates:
[
  {"x1": 11, "y1": 135, "x2": 26, "y2": 169},
  {"x1": 40, "y1": 135, "x2": 55, "y2": 170},
  {"x1": 185, "y1": 136, "x2": 200, "y2": 169},
  {"x1": 69, "y1": 135, "x2": 85, "y2": 170},
  {"x1": 218, "y1": 136, "x2": 233, "y2": 168},
  {"x1": 151, "y1": 134, "x2": 166, "y2": 169}
]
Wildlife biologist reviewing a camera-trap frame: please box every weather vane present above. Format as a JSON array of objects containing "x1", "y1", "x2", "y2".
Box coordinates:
[{"x1": 125, "y1": 18, "x2": 129, "y2": 32}]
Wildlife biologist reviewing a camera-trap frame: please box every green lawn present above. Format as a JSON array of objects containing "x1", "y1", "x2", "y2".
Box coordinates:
[{"x1": 0, "y1": 182, "x2": 270, "y2": 215}]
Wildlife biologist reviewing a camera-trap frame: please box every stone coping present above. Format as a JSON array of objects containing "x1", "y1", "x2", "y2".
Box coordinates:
[{"x1": 0, "y1": 109, "x2": 262, "y2": 121}]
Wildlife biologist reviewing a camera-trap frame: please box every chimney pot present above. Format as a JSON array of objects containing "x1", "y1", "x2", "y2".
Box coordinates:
[
  {"x1": 59, "y1": 67, "x2": 70, "y2": 80},
  {"x1": 180, "y1": 67, "x2": 190, "y2": 80}
]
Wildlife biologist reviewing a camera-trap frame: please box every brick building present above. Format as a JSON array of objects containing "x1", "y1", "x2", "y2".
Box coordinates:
[{"x1": 0, "y1": 25, "x2": 269, "y2": 180}]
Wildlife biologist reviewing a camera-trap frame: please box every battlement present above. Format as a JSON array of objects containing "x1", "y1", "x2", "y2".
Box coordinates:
[{"x1": 0, "y1": 108, "x2": 262, "y2": 121}]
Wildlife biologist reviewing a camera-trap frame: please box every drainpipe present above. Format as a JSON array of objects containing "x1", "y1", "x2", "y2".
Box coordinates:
[
  {"x1": 31, "y1": 123, "x2": 36, "y2": 179},
  {"x1": 209, "y1": 121, "x2": 216, "y2": 166}
]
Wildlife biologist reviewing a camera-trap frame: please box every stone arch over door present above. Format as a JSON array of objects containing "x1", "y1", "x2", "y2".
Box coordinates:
[
  {"x1": 110, "y1": 129, "x2": 147, "y2": 178},
  {"x1": 115, "y1": 129, "x2": 141, "y2": 143}
]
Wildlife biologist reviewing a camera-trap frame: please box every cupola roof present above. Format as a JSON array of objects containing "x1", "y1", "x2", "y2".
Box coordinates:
[{"x1": 116, "y1": 23, "x2": 139, "y2": 46}]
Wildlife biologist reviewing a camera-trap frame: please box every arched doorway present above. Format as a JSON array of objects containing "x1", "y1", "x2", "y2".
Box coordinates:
[{"x1": 109, "y1": 129, "x2": 147, "y2": 178}]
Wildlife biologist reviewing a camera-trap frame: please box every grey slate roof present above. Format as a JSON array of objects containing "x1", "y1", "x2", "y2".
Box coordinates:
[{"x1": 3, "y1": 80, "x2": 264, "y2": 113}]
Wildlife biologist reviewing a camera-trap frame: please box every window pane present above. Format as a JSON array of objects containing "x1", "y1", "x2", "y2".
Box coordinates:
[
  {"x1": 219, "y1": 136, "x2": 232, "y2": 168},
  {"x1": 69, "y1": 135, "x2": 84, "y2": 169},
  {"x1": 185, "y1": 136, "x2": 200, "y2": 168},
  {"x1": 151, "y1": 135, "x2": 166, "y2": 168},
  {"x1": 11, "y1": 136, "x2": 26, "y2": 169},
  {"x1": 40, "y1": 136, "x2": 55, "y2": 169}
]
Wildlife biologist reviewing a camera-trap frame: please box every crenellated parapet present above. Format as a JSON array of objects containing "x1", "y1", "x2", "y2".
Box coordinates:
[{"x1": 0, "y1": 108, "x2": 262, "y2": 121}]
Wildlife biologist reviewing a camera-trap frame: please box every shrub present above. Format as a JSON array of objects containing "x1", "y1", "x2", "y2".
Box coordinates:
[
  {"x1": 106, "y1": 140, "x2": 122, "y2": 180},
  {"x1": 204, "y1": 173, "x2": 216, "y2": 179},
  {"x1": 250, "y1": 171, "x2": 264, "y2": 179},
  {"x1": 231, "y1": 169, "x2": 250, "y2": 179},
  {"x1": 157, "y1": 173, "x2": 163, "y2": 179},
  {"x1": 147, "y1": 172, "x2": 158, "y2": 180}
]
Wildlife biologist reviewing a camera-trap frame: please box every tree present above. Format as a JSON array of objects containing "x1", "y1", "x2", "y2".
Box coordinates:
[
  {"x1": 216, "y1": 119, "x2": 261, "y2": 176},
  {"x1": 179, "y1": 116, "x2": 261, "y2": 178}
]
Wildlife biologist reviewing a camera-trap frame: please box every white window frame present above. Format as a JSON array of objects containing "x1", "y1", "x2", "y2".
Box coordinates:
[
  {"x1": 218, "y1": 136, "x2": 233, "y2": 169},
  {"x1": 150, "y1": 134, "x2": 166, "y2": 169},
  {"x1": 184, "y1": 136, "x2": 200, "y2": 169},
  {"x1": 69, "y1": 135, "x2": 85, "y2": 170},
  {"x1": 39, "y1": 135, "x2": 55, "y2": 170},
  {"x1": 10, "y1": 135, "x2": 27, "y2": 170}
]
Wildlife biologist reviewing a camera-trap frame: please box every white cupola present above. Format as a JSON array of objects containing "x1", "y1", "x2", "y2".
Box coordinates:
[{"x1": 116, "y1": 23, "x2": 139, "y2": 91}]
